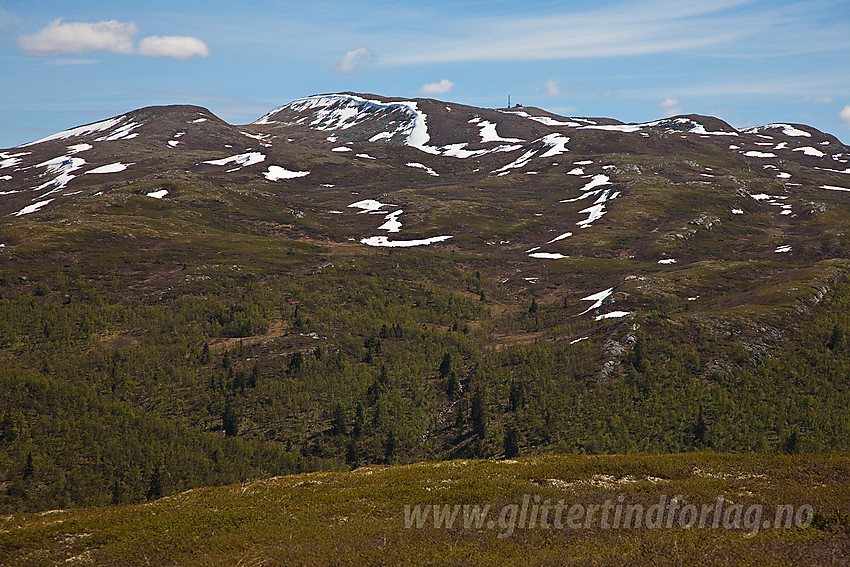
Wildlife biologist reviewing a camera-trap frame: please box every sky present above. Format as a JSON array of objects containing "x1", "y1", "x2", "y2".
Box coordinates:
[{"x1": 1, "y1": 0, "x2": 849, "y2": 148}]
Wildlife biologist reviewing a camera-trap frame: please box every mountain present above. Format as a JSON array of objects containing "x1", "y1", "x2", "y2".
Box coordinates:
[{"x1": 0, "y1": 94, "x2": 849, "y2": 512}]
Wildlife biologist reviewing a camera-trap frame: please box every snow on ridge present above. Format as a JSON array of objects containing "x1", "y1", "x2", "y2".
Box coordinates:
[
  {"x1": 263, "y1": 166, "x2": 310, "y2": 181},
  {"x1": 500, "y1": 110, "x2": 581, "y2": 127},
  {"x1": 95, "y1": 121, "x2": 140, "y2": 142},
  {"x1": 19, "y1": 116, "x2": 126, "y2": 147},
  {"x1": 744, "y1": 124, "x2": 811, "y2": 137},
  {"x1": 255, "y1": 94, "x2": 438, "y2": 154},
  {"x1": 578, "y1": 116, "x2": 736, "y2": 136}
]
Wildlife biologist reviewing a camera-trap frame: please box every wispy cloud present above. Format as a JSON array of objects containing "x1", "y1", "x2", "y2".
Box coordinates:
[
  {"x1": 380, "y1": 0, "x2": 850, "y2": 65},
  {"x1": 659, "y1": 96, "x2": 682, "y2": 116},
  {"x1": 419, "y1": 79, "x2": 454, "y2": 95},
  {"x1": 335, "y1": 47, "x2": 376, "y2": 73},
  {"x1": 0, "y1": 5, "x2": 19, "y2": 36},
  {"x1": 18, "y1": 18, "x2": 208, "y2": 59},
  {"x1": 544, "y1": 79, "x2": 561, "y2": 97},
  {"x1": 803, "y1": 94, "x2": 833, "y2": 104}
]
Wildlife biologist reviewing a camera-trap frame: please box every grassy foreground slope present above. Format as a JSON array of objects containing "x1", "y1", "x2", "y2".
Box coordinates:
[{"x1": 1, "y1": 453, "x2": 848, "y2": 566}]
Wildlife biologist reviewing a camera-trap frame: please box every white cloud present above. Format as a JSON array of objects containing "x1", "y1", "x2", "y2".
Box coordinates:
[
  {"x1": 419, "y1": 79, "x2": 455, "y2": 95},
  {"x1": 19, "y1": 19, "x2": 137, "y2": 56},
  {"x1": 841, "y1": 105, "x2": 850, "y2": 127},
  {"x1": 335, "y1": 47, "x2": 376, "y2": 73},
  {"x1": 18, "y1": 18, "x2": 208, "y2": 59},
  {"x1": 544, "y1": 79, "x2": 561, "y2": 97},
  {"x1": 659, "y1": 96, "x2": 682, "y2": 116},
  {"x1": 138, "y1": 36, "x2": 209, "y2": 59}
]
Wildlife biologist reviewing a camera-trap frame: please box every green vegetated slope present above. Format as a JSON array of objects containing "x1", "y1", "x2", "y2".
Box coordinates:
[
  {"x1": 1, "y1": 453, "x2": 848, "y2": 566},
  {"x1": 1, "y1": 95, "x2": 849, "y2": 517},
  {"x1": 0, "y1": 202, "x2": 848, "y2": 513}
]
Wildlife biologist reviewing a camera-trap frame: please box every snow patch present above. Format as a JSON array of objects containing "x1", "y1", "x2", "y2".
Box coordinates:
[
  {"x1": 349, "y1": 199, "x2": 391, "y2": 212},
  {"x1": 546, "y1": 232, "x2": 572, "y2": 244},
  {"x1": 595, "y1": 311, "x2": 632, "y2": 321},
  {"x1": 744, "y1": 151, "x2": 776, "y2": 158},
  {"x1": 579, "y1": 287, "x2": 613, "y2": 314},
  {"x1": 204, "y1": 152, "x2": 265, "y2": 168},
  {"x1": 406, "y1": 162, "x2": 439, "y2": 176},
  {"x1": 85, "y1": 162, "x2": 132, "y2": 174},
  {"x1": 477, "y1": 121, "x2": 524, "y2": 143},
  {"x1": 14, "y1": 199, "x2": 53, "y2": 216},
  {"x1": 146, "y1": 189, "x2": 168, "y2": 199},
  {"x1": 1, "y1": 151, "x2": 31, "y2": 169},
  {"x1": 792, "y1": 146, "x2": 825, "y2": 157},
  {"x1": 360, "y1": 235, "x2": 452, "y2": 247},
  {"x1": 378, "y1": 210, "x2": 403, "y2": 233},
  {"x1": 67, "y1": 143, "x2": 92, "y2": 154},
  {"x1": 529, "y1": 252, "x2": 567, "y2": 259},
  {"x1": 263, "y1": 166, "x2": 310, "y2": 181},
  {"x1": 539, "y1": 133, "x2": 570, "y2": 158}
]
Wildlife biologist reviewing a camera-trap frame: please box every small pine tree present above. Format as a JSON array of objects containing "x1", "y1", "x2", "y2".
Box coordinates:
[
  {"x1": 504, "y1": 425, "x2": 520, "y2": 458},
  {"x1": 330, "y1": 402, "x2": 347, "y2": 436},
  {"x1": 446, "y1": 371, "x2": 459, "y2": 398},
  {"x1": 200, "y1": 343, "x2": 211, "y2": 365},
  {"x1": 385, "y1": 431, "x2": 397, "y2": 464},
  {"x1": 471, "y1": 388, "x2": 487, "y2": 439},
  {"x1": 223, "y1": 402, "x2": 239, "y2": 437},
  {"x1": 529, "y1": 297, "x2": 538, "y2": 314},
  {"x1": 439, "y1": 353, "x2": 452, "y2": 379},
  {"x1": 288, "y1": 352, "x2": 304, "y2": 374}
]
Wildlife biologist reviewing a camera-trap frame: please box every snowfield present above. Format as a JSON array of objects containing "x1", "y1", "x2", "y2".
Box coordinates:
[
  {"x1": 204, "y1": 152, "x2": 266, "y2": 168},
  {"x1": 360, "y1": 235, "x2": 453, "y2": 247},
  {"x1": 85, "y1": 162, "x2": 133, "y2": 174},
  {"x1": 263, "y1": 166, "x2": 310, "y2": 181}
]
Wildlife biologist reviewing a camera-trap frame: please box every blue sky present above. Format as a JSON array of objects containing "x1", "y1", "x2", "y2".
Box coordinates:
[{"x1": 1, "y1": 0, "x2": 849, "y2": 147}]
